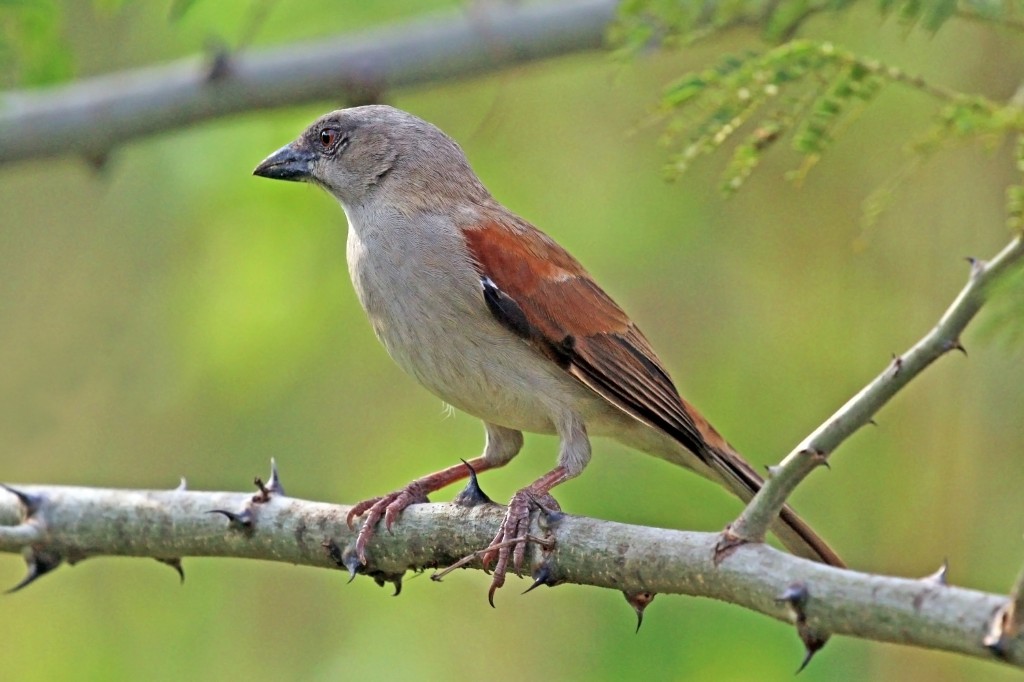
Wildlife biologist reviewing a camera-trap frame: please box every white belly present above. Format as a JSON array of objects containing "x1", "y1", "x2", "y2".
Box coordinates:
[{"x1": 344, "y1": 207, "x2": 606, "y2": 435}]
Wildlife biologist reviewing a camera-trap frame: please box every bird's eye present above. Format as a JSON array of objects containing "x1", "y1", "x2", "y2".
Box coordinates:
[{"x1": 319, "y1": 128, "x2": 339, "y2": 148}]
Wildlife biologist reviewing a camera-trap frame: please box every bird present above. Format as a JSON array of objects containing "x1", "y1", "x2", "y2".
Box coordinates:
[{"x1": 253, "y1": 105, "x2": 843, "y2": 601}]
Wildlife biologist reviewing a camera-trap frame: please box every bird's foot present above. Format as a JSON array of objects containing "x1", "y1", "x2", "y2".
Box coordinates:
[
  {"x1": 346, "y1": 482, "x2": 430, "y2": 564},
  {"x1": 481, "y1": 486, "x2": 561, "y2": 606}
]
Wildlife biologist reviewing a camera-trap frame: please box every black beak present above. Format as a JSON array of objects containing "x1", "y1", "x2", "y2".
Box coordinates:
[{"x1": 253, "y1": 143, "x2": 315, "y2": 181}]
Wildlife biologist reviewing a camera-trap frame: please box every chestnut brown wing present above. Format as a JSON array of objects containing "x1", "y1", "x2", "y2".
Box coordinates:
[{"x1": 464, "y1": 220, "x2": 711, "y2": 464}]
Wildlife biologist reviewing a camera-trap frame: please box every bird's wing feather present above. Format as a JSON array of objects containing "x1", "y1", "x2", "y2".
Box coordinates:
[{"x1": 463, "y1": 219, "x2": 711, "y2": 464}]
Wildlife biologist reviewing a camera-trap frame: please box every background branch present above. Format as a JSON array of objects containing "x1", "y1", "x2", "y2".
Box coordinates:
[
  {"x1": 0, "y1": 482, "x2": 1020, "y2": 668},
  {"x1": 728, "y1": 233, "x2": 1024, "y2": 546},
  {"x1": 0, "y1": 0, "x2": 617, "y2": 165}
]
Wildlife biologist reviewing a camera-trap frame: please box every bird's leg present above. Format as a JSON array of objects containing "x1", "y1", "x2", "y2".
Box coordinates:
[
  {"x1": 347, "y1": 456, "x2": 493, "y2": 564},
  {"x1": 481, "y1": 413, "x2": 588, "y2": 604},
  {"x1": 347, "y1": 423, "x2": 523, "y2": 564},
  {"x1": 482, "y1": 465, "x2": 569, "y2": 606}
]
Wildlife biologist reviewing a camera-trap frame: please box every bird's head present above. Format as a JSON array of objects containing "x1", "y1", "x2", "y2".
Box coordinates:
[{"x1": 253, "y1": 105, "x2": 489, "y2": 211}]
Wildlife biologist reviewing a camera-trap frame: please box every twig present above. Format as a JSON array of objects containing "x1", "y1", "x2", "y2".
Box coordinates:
[{"x1": 728, "y1": 233, "x2": 1024, "y2": 546}]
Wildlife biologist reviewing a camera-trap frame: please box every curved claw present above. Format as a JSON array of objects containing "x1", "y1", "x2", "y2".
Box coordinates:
[
  {"x1": 346, "y1": 498, "x2": 381, "y2": 530},
  {"x1": 383, "y1": 504, "x2": 403, "y2": 533},
  {"x1": 488, "y1": 582, "x2": 501, "y2": 608},
  {"x1": 349, "y1": 483, "x2": 430, "y2": 564},
  {"x1": 483, "y1": 489, "x2": 536, "y2": 605},
  {"x1": 354, "y1": 506, "x2": 385, "y2": 564}
]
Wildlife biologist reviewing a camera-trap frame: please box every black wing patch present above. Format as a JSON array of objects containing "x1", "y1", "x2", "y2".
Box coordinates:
[
  {"x1": 481, "y1": 276, "x2": 576, "y2": 367},
  {"x1": 481, "y1": 276, "x2": 532, "y2": 339}
]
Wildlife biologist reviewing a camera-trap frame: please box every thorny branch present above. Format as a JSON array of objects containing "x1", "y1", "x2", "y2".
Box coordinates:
[
  {"x1": 726, "y1": 233, "x2": 1024, "y2": 550},
  {"x1": 0, "y1": 469, "x2": 1023, "y2": 669}
]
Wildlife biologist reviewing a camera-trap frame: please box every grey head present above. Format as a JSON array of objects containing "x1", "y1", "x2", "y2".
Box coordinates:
[{"x1": 253, "y1": 105, "x2": 491, "y2": 210}]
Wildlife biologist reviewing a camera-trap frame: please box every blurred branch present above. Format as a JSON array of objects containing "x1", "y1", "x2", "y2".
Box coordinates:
[
  {"x1": 0, "y1": 0, "x2": 617, "y2": 166},
  {"x1": 728, "y1": 233, "x2": 1024, "y2": 547},
  {"x1": 1, "y1": 480, "x2": 1023, "y2": 668},
  {"x1": 985, "y1": 561, "x2": 1024, "y2": 655}
]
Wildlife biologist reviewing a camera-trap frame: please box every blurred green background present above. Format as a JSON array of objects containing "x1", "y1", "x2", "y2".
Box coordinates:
[{"x1": 2, "y1": 1, "x2": 1023, "y2": 680}]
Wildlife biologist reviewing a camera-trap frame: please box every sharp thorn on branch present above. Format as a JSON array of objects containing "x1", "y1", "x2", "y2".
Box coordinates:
[
  {"x1": 452, "y1": 459, "x2": 492, "y2": 507},
  {"x1": 537, "y1": 501, "x2": 565, "y2": 528},
  {"x1": 6, "y1": 548, "x2": 62, "y2": 593},
  {"x1": 175, "y1": 477, "x2": 187, "y2": 492},
  {"x1": 890, "y1": 353, "x2": 904, "y2": 376},
  {"x1": 801, "y1": 448, "x2": 830, "y2": 469},
  {"x1": 156, "y1": 557, "x2": 185, "y2": 584},
  {"x1": 948, "y1": 339, "x2": 968, "y2": 356},
  {"x1": 795, "y1": 632, "x2": 828, "y2": 674},
  {"x1": 623, "y1": 590, "x2": 656, "y2": 633},
  {"x1": 207, "y1": 508, "x2": 254, "y2": 530},
  {"x1": 965, "y1": 256, "x2": 987, "y2": 278},
  {"x1": 265, "y1": 458, "x2": 285, "y2": 496},
  {"x1": 920, "y1": 559, "x2": 949, "y2": 586},
  {"x1": 205, "y1": 45, "x2": 231, "y2": 82},
  {"x1": 522, "y1": 560, "x2": 562, "y2": 595},
  {"x1": 776, "y1": 582, "x2": 828, "y2": 672},
  {"x1": 344, "y1": 553, "x2": 363, "y2": 583},
  {"x1": 321, "y1": 537, "x2": 366, "y2": 584},
  {"x1": 371, "y1": 571, "x2": 405, "y2": 595},
  {"x1": 0, "y1": 484, "x2": 43, "y2": 518}
]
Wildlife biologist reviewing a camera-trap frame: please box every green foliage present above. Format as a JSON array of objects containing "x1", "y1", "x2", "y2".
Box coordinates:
[
  {"x1": 651, "y1": 37, "x2": 1024, "y2": 231},
  {"x1": 620, "y1": 0, "x2": 1024, "y2": 341},
  {"x1": 880, "y1": 0, "x2": 959, "y2": 31},
  {"x1": 616, "y1": 0, "x2": 1024, "y2": 224},
  {"x1": 613, "y1": 0, "x2": 991, "y2": 54},
  {"x1": 658, "y1": 42, "x2": 892, "y2": 192}
]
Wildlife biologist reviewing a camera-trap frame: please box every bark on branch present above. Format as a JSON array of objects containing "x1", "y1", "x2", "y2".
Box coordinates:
[
  {"x1": 0, "y1": 0, "x2": 617, "y2": 165},
  {"x1": 0, "y1": 480, "x2": 1020, "y2": 669}
]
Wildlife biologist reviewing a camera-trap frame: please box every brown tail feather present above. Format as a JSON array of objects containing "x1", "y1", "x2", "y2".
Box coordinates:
[{"x1": 707, "y1": 444, "x2": 844, "y2": 568}]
